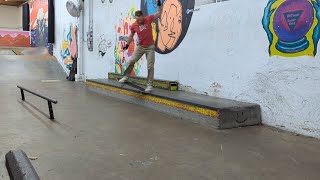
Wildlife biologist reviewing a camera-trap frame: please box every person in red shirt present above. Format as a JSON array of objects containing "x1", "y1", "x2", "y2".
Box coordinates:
[{"x1": 118, "y1": 0, "x2": 162, "y2": 93}]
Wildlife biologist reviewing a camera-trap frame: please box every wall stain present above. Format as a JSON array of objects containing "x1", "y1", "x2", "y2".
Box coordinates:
[{"x1": 209, "y1": 82, "x2": 222, "y2": 97}]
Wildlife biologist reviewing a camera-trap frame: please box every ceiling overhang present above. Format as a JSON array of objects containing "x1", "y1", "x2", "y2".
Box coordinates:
[{"x1": 0, "y1": 0, "x2": 28, "y2": 7}]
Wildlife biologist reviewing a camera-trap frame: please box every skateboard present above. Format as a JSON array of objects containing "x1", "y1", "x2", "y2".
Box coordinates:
[{"x1": 116, "y1": 79, "x2": 147, "y2": 94}]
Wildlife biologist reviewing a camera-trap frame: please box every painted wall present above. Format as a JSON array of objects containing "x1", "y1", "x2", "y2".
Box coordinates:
[
  {"x1": 77, "y1": 0, "x2": 320, "y2": 138},
  {"x1": 0, "y1": 30, "x2": 30, "y2": 47},
  {"x1": 52, "y1": 0, "x2": 78, "y2": 73},
  {"x1": 0, "y1": 5, "x2": 22, "y2": 30},
  {"x1": 30, "y1": 0, "x2": 53, "y2": 54}
]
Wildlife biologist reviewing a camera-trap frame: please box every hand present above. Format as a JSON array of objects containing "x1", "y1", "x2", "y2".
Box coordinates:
[
  {"x1": 312, "y1": 0, "x2": 320, "y2": 55},
  {"x1": 122, "y1": 44, "x2": 129, "y2": 50},
  {"x1": 262, "y1": 0, "x2": 277, "y2": 44}
]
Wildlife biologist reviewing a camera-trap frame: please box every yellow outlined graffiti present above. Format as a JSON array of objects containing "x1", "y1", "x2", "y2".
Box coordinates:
[{"x1": 263, "y1": 0, "x2": 320, "y2": 57}]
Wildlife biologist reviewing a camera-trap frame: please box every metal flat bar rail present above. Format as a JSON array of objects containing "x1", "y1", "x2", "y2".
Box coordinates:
[{"x1": 17, "y1": 85, "x2": 58, "y2": 119}]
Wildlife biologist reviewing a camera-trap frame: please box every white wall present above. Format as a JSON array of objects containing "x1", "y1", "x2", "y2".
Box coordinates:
[
  {"x1": 0, "y1": 5, "x2": 22, "y2": 30},
  {"x1": 71, "y1": 0, "x2": 320, "y2": 138},
  {"x1": 82, "y1": 0, "x2": 125, "y2": 79},
  {"x1": 53, "y1": 0, "x2": 78, "y2": 73}
]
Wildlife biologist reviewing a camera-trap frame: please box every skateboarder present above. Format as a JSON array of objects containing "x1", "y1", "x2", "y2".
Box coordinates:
[{"x1": 118, "y1": 0, "x2": 163, "y2": 93}]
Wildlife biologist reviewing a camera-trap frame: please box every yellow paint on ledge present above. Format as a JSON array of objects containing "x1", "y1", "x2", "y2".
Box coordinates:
[{"x1": 86, "y1": 81, "x2": 219, "y2": 118}]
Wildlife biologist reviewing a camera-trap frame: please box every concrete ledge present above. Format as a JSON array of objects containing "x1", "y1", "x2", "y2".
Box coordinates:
[
  {"x1": 86, "y1": 79, "x2": 261, "y2": 129},
  {"x1": 5, "y1": 150, "x2": 40, "y2": 180},
  {"x1": 108, "y1": 72, "x2": 179, "y2": 90}
]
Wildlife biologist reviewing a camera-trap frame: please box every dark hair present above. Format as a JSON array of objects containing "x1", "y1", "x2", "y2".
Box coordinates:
[{"x1": 135, "y1": 10, "x2": 143, "y2": 17}]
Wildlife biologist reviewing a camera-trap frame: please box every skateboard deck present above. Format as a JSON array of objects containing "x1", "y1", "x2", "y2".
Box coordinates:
[{"x1": 116, "y1": 79, "x2": 147, "y2": 94}]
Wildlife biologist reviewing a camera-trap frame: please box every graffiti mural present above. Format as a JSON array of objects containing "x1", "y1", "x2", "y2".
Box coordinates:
[
  {"x1": 141, "y1": 0, "x2": 195, "y2": 54},
  {"x1": 0, "y1": 31, "x2": 30, "y2": 47},
  {"x1": 98, "y1": 34, "x2": 112, "y2": 57},
  {"x1": 30, "y1": 0, "x2": 53, "y2": 54},
  {"x1": 61, "y1": 24, "x2": 78, "y2": 70},
  {"x1": 102, "y1": 0, "x2": 113, "y2": 3},
  {"x1": 114, "y1": 5, "x2": 144, "y2": 75},
  {"x1": 98, "y1": 34, "x2": 107, "y2": 57},
  {"x1": 263, "y1": 0, "x2": 320, "y2": 57}
]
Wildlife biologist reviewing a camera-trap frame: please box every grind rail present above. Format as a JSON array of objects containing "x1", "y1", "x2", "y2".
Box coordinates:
[{"x1": 17, "y1": 85, "x2": 58, "y2": 119}]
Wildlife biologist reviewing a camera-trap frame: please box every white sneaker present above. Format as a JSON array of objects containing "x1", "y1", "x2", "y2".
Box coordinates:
[
  {"x1": 118, "y1": 76, "x2": 128, "y2": 83},
  {"x1": 145, "y1": 85, "x2": 153, "y2": 93}
]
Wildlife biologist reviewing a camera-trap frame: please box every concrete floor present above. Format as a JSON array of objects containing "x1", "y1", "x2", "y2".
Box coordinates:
[{"x1": 0, "y1": 54, "x2": 320, "y2": 180}]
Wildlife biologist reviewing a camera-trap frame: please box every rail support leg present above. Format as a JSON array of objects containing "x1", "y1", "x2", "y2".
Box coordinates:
[
  {"x1": 20, "y1": 89, "x2": 25, "y2": 101},
  {"x1": 48, "y1": 101, "x2": 54, "y2": 119}
]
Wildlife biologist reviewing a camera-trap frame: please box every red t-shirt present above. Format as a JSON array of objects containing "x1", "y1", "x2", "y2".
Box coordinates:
[{"x1": 130, "y1": 15, "x2": 155, "y2": 47}]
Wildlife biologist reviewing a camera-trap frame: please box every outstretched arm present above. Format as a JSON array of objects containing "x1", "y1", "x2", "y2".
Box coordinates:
[
  {"x1": 127, "y1": 32, "x2": 135, "y2": 46},
  {"x1": 123, "y1": 32, "x2": 135, "y2": 50},
  {"x1": 154, "y1": 0, "x2": 163, "y2": 19}
]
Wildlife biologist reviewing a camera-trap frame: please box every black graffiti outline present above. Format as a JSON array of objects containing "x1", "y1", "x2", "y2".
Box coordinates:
[
  {"x1": 98, "y1": 35, "x2": 107, "y2": 57},
  {"x1": 102, "y1": 0, "x2": 113, "y2": 3},
  {"x1": 107, "y1": 40, "x2": 112, "y2": 48},
  {"x1": 158, "y1": 3, "x2": 182, "y2": 51},
  {"x1": 186, "y1": 8, "x2": 200, "y2": 14}
]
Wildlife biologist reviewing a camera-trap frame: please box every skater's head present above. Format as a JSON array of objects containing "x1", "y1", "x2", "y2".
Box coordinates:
[{"x1": 135, "y1": 10, "x2": 144, "y2": 24}]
